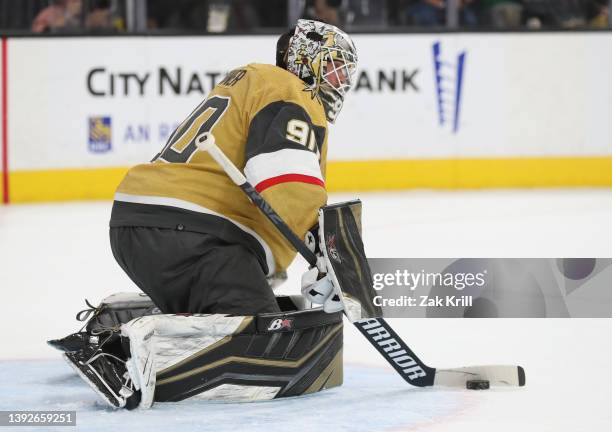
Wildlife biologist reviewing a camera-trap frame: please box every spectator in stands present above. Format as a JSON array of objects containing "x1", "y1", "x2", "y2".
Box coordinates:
[
  {"x1": 586, "y1": 0, "x2": 609, "y2": 27},
  {"x1": 85, "y1": 0, "x2": 124, "y2": 31},
  {"x1": 146, "y1": 0, "x2": 207, "y2": 30},
  {"x1": 229, "y1": 0, "x2": 260, "y2": 30},
  {"x1": 480, "y1": 0, "x2": 523, "y2": 28},
  {"x1": 344, "y1": 0, "x2": 390, "y2": 28},
  {"x1": 32, "y1": 0, "x2": 121, "y2": 33},
  {"x1": 251, "y1": 0, "x2": 286, "y2": 27},
  {"x1": 302, "y1": 0, "x2": 343, "y2": 26},
  {"x1": 315, "y1": 0, "x2": 342, "y2": 25},
  {"x1": 405, "y1": 0, "x2": 443, "y2": 25},
  {"x1": 522, "y1": 0, "x2": 588, "y2": 28},
  {"x1": 404, "y1": 0, "x2": 478, "y2": 26},
  {"x1": 32, "y1": 0, "x2": 82, "y2": 33}
]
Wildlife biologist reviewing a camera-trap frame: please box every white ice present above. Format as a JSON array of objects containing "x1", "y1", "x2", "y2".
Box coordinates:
[{"x1": 1, "y1": 189, "x2": 612, "y2": 431}]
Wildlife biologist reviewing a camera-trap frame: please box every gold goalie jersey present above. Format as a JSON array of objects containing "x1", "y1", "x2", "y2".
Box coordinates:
[{"x1": 110, "y1": 64, "x2": 328, "y2": 275}]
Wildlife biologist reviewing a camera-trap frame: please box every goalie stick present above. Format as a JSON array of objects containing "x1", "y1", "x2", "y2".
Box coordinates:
[{"x1": 196, "y1": 132, "x2": 525, "y2": 389}]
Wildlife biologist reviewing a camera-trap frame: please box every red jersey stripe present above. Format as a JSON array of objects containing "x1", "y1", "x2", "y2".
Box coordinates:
[{"x1": 255, "y1": 174, "x2": 325, "y2": 193}]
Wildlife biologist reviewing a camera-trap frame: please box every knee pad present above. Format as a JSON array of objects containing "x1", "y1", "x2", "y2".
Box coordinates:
[
  {"x1": 48, "y1": 292, "x2": 160, "y2": 355},
  {"x1": 77, "y1": 292, "x2": 160, "y2": 334}
]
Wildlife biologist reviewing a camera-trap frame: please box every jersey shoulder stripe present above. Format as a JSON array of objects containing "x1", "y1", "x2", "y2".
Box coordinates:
[
  {"x1": 254, "y1": 174, "x2": 324, "y2": 193},
  {"x1": 244, "y1": 148, "x2": 324, "y2": 192}
]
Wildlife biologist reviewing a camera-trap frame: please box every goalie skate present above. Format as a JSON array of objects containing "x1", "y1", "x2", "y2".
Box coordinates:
[{"x1": 64, "y1": 343, "x2": 140, "y2": 409}]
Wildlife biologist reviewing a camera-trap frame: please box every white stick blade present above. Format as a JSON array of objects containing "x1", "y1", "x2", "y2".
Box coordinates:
[{"x1": 434, "y1": 365, "x2": 525, "y2": 387}]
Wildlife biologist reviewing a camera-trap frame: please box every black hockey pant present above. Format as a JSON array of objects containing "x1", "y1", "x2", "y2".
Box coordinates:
[{"x1": 109, "y1": 227, "x2": 280, "y2": 315}]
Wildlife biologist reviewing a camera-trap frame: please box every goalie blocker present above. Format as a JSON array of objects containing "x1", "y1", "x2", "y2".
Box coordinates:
[
  {"x1": 48, "y1": 293, "x2": 343, "y2": 409},
  {"x1": 317, "y1": 200, "x2": 383, "y2": 321},
  {"x1": 314, "y1": 201, "x2": 525, "y2": 389}
]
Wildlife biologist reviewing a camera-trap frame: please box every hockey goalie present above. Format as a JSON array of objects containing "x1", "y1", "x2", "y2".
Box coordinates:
[
  {"x1": 48, "y1": 20, "x2": 362, "y2": 409},
  {"x1": 48, "y1": 199, "x2": 376, "y2": 409}
]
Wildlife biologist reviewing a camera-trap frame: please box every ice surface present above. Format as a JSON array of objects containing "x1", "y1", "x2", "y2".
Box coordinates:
[
  {"x1": 1, "y1": 190, "x2": 612, "y2": 431},
  {"x1": 0, "y1": 361, "x2": 465, "y2": 432}
]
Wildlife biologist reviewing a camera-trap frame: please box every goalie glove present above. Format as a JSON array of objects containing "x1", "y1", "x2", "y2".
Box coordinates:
[
  {"x1": 300, "y1": 266, "x2": 343, "y2": 313},
  {"x1": 301, "y1": 223, "x2": 343, "y2": 313}
]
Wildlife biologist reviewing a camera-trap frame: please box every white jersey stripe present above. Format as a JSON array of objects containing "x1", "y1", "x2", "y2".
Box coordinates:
[
  {"x1": 113, "y1": 192, "x2": 276, "y2": 275},
  {"x1": 244, "y1": 148, "x2": 323, "y2": 188}
]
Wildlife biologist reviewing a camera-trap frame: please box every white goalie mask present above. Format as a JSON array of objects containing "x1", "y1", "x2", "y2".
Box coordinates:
[{"x1": 286, "y1": 19, "x2": 358, "y2": 123}]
